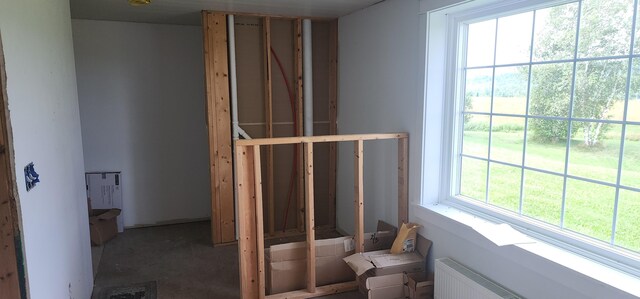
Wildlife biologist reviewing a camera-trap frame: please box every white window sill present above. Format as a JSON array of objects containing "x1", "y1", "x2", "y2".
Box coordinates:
[{"x1": 412, "y1": 202, "x2": 640, "y2": 298}]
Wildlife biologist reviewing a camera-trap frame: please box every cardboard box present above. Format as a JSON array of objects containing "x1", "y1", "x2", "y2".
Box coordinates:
[
  {"x1": 265, "y1": 221, "x2": 398, "y2": 295},
  {"x1": 362, "y1": 221, "x2": 397, "y2": 251},
  {"x1": 89, "y1": 209, "x2": 121, "y2": 246},
  {"x1": 364, "y1": 273, "x2": 408, "y2": 299},
  {"x1": 407, "y1": 272, "x2": 434, "y2": 299},
  {"x1": 361, "y1": 272, "x2": 434, "y2": 299},
  {"x1": 344, "y1": 234, "x2": 432, "y2": 277},
  {"x1": 265, "y1": 236, "x2": 355, "y2": 294},
  {"x1": 86, "y1": 172, "x2": 124, "y2": 232}
]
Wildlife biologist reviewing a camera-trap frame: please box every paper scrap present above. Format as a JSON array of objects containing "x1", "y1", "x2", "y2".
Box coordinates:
[{"x1": 472, "y1": 223, "x2": 536, "y2": 246}]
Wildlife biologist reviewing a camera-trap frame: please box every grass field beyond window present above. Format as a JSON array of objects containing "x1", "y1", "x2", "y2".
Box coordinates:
[{"x1": 460, "y1": 97, "x2": 640, "y2": 253}]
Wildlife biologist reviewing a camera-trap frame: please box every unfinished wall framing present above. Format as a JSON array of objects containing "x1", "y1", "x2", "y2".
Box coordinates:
[
  {"x1": 235, "y1": 133, "x2": 409, "y2": 299},
  {"x1": 202, "y1": 11, "x2": 339, "y2": 245}
]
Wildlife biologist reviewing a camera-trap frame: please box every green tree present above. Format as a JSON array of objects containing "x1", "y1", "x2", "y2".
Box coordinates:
[{"x1": 529, "y1": 0, "x2": 632, "y2": 146}]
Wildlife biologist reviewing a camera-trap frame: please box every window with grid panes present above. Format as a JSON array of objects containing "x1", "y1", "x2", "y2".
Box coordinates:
[{"x1": 455, "y1": 0, "x2": 640, "y2": 258}]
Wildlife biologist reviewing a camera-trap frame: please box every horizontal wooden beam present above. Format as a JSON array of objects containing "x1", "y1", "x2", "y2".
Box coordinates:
[
  {"x1": 265, "y1": 281, "x2": 358, "y2": 299},
  {"x1": 203, "y1": 10, "x2": 337, "y2": 21},
  {"x1": 236, "y1": 133, "x2": 408, "y2": 146}
]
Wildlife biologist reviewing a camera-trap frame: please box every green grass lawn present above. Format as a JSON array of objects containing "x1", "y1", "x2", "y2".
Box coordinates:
[{"x1": 460, "y1": 123, "x2": 640, "y2": 253}]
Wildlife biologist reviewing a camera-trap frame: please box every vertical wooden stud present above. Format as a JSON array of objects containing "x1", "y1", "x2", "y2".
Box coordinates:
[
  {"x1": 304, "y1": 142, "x2": 316, "y2": 293},
  {"x1": 295, "y1": 18, "x2": 305, "y2": 233},
  {"x1": 203, "y1": 12, "x2": 235, "y2": 245},
  {"x1": 0, "y1": 35, "x2": 20, "y2": 299},
  {"x1": 253, "y1": 146, "x2": 266, "y2": 299},
  {"x1": 354, "y1": 140, "x2": 364, "y2": 253},
  {"x1": 236, "y1": 145, "x2": 259, "y2": 298},
  {"x1": 398, "y1": 138, "x2": 409, "y2": 228},
  {"x1": 327, "y1": 20, "x2": 338, "y2": 229},
  {"x1": 263, "y1": 17, "x2": 275, "y2": 236}
]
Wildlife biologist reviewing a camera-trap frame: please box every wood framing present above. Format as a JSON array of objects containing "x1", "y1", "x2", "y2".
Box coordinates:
[
  {"x1": 0, "y1": 33, "x2": 21, "y2": 299},
  {"x1": 354, "y1": 140, "x2": 364, "y2": 253},
  {"x1": 263, "y1": 16, "x2": 275, "y2": 236},
  {"x1": 398, "y1": 138, "x2": 409, "y2": 227},
  {"x1": 327, "y1": 20, "x2": 338, "y2": 229},
  {"x1": 236, "y1": 133, "x2": 408, "y2": 299},
  {"x1": 203, "y1": 12, "x2": 235, "y2": 244},
  {"x1": 294, "y1": 18, "x2": 305, "y2": 233},
  {"x1": 237, "y1": 145, "x2": 261, "y2": 298},
  {"x1": 303, "y1": 143, "x2": 316, "y2": 293},
  {"x1": 204, "y1": 12, "x2": 340, "y2": 245}
]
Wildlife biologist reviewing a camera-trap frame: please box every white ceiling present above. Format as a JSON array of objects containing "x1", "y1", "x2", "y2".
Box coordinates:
[{"x1": 70, "y1": 0, "x2": 384, "y2": 25}]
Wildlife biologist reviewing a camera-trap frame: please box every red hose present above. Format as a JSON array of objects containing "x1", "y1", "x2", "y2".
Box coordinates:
[{"x1": 270, "y1": 47, "x2": 298, "y2": 232}]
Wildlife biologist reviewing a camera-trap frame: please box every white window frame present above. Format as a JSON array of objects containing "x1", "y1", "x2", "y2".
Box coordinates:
[{"x1": 426, "y1": 0, "x2": 640, "y2": 277}]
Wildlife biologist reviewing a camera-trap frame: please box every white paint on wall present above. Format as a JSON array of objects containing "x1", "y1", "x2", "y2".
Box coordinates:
[
  {"x1": 338, "y1": 0, "x2": 639, "y2": 297},
  {"x1": 337, "y1": 0, "x2": 423, "y2": 233},
  {"x1": 72, "y1": 20, "x2": 211, "y2": 227},
  {"x1": 0, "y1": 0, "x2": 93, "y2": 298}
]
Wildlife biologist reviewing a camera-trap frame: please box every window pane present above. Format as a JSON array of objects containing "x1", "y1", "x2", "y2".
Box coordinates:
[
  {"x1": 569, "y1": 122, "x2": 621, "y2": 183},
  {"x1": 573, "y1": 59, "x2": 627, "y2": 121},
  {"x1": 621, "y1": 125, "x2": 640, "y2": 189},
  {"x1": 495, "y1": 12, "x2": 533, "y2": 65},
  {"x1": 490, "y1": 116, "x2": 525, "y2": 165},
  {"x1": 467, "y1": 19, "x2": 496, "y2": 67},
  {"x1": 526, "y1": 119, "x2": 569, "y2": 174},
  {"x1": 522, "y1": 170, "x2": 563, "y2": 225},
  {"x1": 532, "y1": 3, "x2": 579, "y2": 62},
  {"x1": 615, "y1": 189, "x2": 640, "y2": 252},
  {"x1": 578, "y1": 0, "x2": 634, "y2": 58},
  {"x1": 529, "y1": 62, "x2": 573, "y2": 117},
  {"x1": 464, "y1": 68, "x2": 493, "y2": 113},
  {"x1": 488, "y1": 163, "x2": 521, "y2": 212},
  {"x1": 627, "y1": 58, "x2": 640, "y2": 121},
  {"x1": 460, "y1": 157, "x2": 487, "y2": 201},
  {"x1": 463, "y1": 114, "x2": 490, "y2": 158},
  {"x1": 565, "y1": 179, "x2": 615, "y2": 242},
  {"x1": 492, "y1": 66, "x2": 528, "y2": 115}
]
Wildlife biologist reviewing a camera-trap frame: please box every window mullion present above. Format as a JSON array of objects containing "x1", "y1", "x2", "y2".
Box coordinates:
[
  {"x1": 519, "y1": 10, "x2": 537, "y2": 215},
  {"x1": 611, "y1": 0, "x2": 639, "y2": 246},
  {"x1": 560, "y1": 0, "x2": 583, "y2": 229},
  {"x1": 485, "y1": 18, "x2": 500, "y2": 204}
]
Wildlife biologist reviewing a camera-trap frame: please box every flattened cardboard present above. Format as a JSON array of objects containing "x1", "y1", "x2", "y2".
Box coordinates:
[{"x1": 344, "y1": 234, "x2": 432, "y2": 277}]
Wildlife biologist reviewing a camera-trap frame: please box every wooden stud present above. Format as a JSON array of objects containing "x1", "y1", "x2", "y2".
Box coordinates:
[
  {"x1": 265, "y1": 281, "x2": 358, "y2": 299},
  {"x1": 354, "y1": 140, "x2": 364, "y2": 253},
  {"x1": 203, "y1": 12, "x2": 235, "y2": 244},
  {"x1": 295, "y1": 18, "x2": 305, "y2": 233},
  {"x1": 327, "y1": 20, "x2": 338, "y2": 229},
  {"x1": 236, "y1": 133, "x2": 408, "y2": 146},
  {"x1": 263, "y1": 17, "x2": 275, "y2": 237},
  {"x1": 398, "y1": 138, "x2": 409, "y2": 228},
  {"x1": 203, "y1": 10, "x2": 336, "y2": 21},
  {"x1": 253, "y1": 146, "x2": 266, "y2": 299},
  {"x1": 304, "y1": 143, "x2": 316, "y2": 293},
  {"x1": 237, "y1": 145, "x2": 259, "y2": 299},
  {"x1": 0, "y1": 34, "x2": 20, "y2": 299},
  {"x1": 202, "y1": 12, "x2": 220, "y2": 245}
]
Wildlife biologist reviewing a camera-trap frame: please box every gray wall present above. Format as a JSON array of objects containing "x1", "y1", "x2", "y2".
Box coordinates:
[
  {"x1": 0, "y1": 0, "x2": 92, "y2": 297},
  {"x1": 337, "y1": 0, "x2": 637, "y2": 298},
  {"x1": 72, "y1": 19, "x2": 211, "y2": 227}
]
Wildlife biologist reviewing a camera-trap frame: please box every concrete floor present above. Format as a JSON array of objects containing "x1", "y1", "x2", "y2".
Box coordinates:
[{"x1": 92, "y1": 221, "x2": 363, "y2": 299}]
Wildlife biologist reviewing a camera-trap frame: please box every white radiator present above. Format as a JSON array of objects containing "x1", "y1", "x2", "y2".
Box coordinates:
[{"x1": 435, "y1": 258, "x2": 522, "y2": 299}]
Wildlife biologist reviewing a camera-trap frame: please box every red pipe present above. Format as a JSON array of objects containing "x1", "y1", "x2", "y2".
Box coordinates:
[{"x1": 270, "y1": 47, "x2": 298, "y2": 232}]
